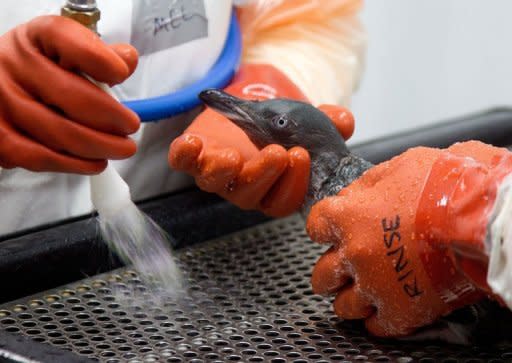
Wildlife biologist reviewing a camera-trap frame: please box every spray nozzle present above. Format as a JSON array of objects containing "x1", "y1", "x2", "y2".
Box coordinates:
[{"x1": 61, "y1": 0, "x2": 100, "y2": 33}]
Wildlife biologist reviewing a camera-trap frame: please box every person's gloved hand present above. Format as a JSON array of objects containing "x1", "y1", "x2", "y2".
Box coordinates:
[
  {"x1": 169, "y1": 64, "x2": 354, "y2": 217},
  {"x1": 307, "y1": 141, "x2": 512, "y2": 337},
  {"x1": 0, "y1": 15, "x2": 140, "y2": 174}
]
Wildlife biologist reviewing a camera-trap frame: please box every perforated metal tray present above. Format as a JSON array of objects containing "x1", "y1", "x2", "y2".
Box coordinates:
[{"x1": 1, "y1": 216, "x2": 511, "y2": 363}]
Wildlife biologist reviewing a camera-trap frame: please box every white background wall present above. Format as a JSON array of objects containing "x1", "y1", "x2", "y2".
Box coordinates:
[{"x1": 349, "y1": 0, "x2": 512, "y2": 144}]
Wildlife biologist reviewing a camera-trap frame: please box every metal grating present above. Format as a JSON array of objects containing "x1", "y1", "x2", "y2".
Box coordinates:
[{"x1": 1, "y1": 215, "x2": 512, "y2": 363}]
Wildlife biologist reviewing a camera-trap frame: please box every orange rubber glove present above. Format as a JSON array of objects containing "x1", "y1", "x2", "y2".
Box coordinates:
[
  {"x1": 307, "y1": 141, "x2": 512, "y2": 337},
  {"x1": 169, "y1": 63, "x2": 355, "y2": 217},
  {"x1": 0, "y1": 15, "x2": 140, "y2": 174}
]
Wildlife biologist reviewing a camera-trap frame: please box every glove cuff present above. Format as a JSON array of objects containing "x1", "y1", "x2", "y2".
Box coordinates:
[
  {"x1": 417, "y1": 152, "x2": 512, "y2": 307},
  {"x1": 416, "y1": 152, "x2": 492, "y2": 309}
]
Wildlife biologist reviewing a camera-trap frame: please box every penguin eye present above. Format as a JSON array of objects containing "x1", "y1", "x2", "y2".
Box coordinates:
[{"x1": 273, "y1": 115, "x2": 288, "y2": 128}]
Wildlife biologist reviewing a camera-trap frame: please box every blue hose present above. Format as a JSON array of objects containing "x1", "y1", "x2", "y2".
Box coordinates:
[{"x1": 122, "y1": 12, "x2": 242, "y2": 122}]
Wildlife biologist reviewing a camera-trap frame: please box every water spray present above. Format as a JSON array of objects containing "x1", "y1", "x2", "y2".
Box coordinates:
[{"x1": 61, "y1": 0, "x2": 184, "y2": 295}]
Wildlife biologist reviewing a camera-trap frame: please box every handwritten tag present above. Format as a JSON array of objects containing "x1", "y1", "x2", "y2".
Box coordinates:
[{"x1": 131, "y1": 0, "x2": 208, "y2": 56}]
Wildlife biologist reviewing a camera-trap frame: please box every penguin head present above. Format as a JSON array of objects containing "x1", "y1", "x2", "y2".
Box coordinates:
[{"x1": 199, "y1": 89, "x2": 349, "y2": 158}]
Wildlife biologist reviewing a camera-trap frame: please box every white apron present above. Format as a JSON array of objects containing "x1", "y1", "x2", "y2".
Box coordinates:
[{"x1": 0, "y1": 0, "x2": 233, "y2": 235}]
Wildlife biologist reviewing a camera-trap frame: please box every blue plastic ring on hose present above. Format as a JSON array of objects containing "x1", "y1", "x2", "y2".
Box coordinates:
[{"x1": 122, "y1": 12, "x2": 242, "y2": 122}]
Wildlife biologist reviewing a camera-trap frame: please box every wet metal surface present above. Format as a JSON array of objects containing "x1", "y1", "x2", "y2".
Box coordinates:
[{"x1": 1, "y1": 216, "x2": 512, "y2": 362}]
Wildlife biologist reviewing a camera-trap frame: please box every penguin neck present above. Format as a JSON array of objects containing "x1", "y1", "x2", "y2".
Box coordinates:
[{"x1": 301, "y1": 149, "x2": 373, "y2": 218}]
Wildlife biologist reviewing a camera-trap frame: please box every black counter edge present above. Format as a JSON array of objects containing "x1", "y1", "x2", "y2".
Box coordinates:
[{"x1": 350, "y1": 107, "x2": 512, "y2": 163}]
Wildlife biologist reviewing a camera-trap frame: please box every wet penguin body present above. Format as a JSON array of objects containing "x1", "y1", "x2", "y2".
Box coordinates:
[
  {"x1": 199, "y1": 89, "x2": 373, "y2": 216},
  {"x1": 198, "y1": 89, "x2": 508, "y2": 344}
]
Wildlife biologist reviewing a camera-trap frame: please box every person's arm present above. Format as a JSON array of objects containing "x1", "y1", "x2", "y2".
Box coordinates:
[{"x1": 237, "y1": 0, "x2": 366, "y2": 106}]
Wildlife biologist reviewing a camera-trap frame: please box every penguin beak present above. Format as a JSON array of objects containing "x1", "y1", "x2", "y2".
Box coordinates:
[{"x1": 199, "y1": 89, "x2": 264, "y2": 136}]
